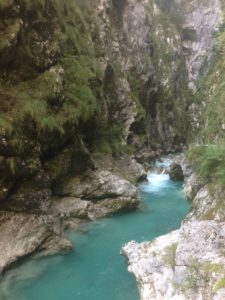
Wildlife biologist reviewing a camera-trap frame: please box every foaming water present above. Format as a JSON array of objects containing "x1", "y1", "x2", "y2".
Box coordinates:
[
  {"x1": 154, "y1": 153, "x2": 184, "y2": 169},
  {"x1": 0, "y1": 159, "x2": 190, "y2": 300},
  {"x1": 146, "y1": 173, "x2": 170, "y2": 191}
]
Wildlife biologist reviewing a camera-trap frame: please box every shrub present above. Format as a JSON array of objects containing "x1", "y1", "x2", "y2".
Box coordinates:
[{"x1": 188, "y1": 144, "x2": 225, "y2": 189}]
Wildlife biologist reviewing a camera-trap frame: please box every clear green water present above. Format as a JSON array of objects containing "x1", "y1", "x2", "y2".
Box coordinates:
[{"x1": 0, "y1": 164, "x2": 190, "y2": 300}]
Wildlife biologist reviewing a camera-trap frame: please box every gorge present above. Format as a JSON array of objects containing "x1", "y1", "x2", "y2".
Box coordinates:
[
  {"x1": 0, "y1": 158, "x2": 190, "y2": 299},
  {"x1": 0, "y1": 0, "x2": 225, "y2": 299}
]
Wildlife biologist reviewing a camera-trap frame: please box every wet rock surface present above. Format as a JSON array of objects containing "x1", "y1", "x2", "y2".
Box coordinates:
[{"x1": 169, "y1": 163, "x2": 184, "y2": 181}]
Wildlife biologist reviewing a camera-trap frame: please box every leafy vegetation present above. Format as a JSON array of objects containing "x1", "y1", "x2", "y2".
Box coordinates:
[
  {"x1": 193, "y1": 12, "x2": 225, "y2": 143},
  {"x1": 213, "y1": 277, "x2": 225, "y2": 292},
  {"x1": 188, "y1": 12, "x2": 225, "y2": 192},
  {"x1": 0, "y1": 0, "x2": 110, "y2": 159},
  {"x1": 91, "y1": 120, "x2": 125, "y2": 154},
  {"x1": 188, "y1": 144, "x2": 225, "y2": 189},
  {"x1": 0, "y1": 0, "x2": 8, "y2": 9},
  {"x1": 162, "y1": 243, "x2": 177, "y2": 269},
  {"x1": 174, "y1": 257, "x2": 200, "y2": 294}
]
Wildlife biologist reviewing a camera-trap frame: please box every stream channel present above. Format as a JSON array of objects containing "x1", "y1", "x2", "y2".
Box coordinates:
[{"x1": 0, "y1": 157, "x2": 190, "y2": 300}]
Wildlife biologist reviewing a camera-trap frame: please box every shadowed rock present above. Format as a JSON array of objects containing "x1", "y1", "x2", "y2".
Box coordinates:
[{"x1": 169, "y1": 163, "x2": 184, "y2": 181}]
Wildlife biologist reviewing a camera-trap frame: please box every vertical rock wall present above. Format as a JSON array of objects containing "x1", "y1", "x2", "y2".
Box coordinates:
[
  {"x1": 178, "y1": 0, "x2": 222, "y2": 90},
  {"x1": 97, "y1": 0, "x2": 190, "y2": 154},
  {"x1": 0, "y1": 0, "x2": 224, "y2": 278},
  {"x1": 121, "y1": 2, "x2": 225, "y2": 300}
]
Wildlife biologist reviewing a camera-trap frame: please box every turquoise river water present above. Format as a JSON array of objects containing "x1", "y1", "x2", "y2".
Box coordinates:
[{"x1": 0, "y1": 159, "x2": 190, "y2": 300}]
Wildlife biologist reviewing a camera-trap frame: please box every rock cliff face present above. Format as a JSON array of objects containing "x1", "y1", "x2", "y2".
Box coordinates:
[
  {"x1": 0, "y1": 0, "x2": 224, "y2": 289},
  {"x1": 122, "y1": 161, "x2": 225, "y2": 300},
  {"x1": 178, "y1": 0, "x2": 223, "y2": 137},
  {"x1": 1, "y1": 0, "x2": 212, "y2": 214},
  {"x1": 97, "y1": 0, "x2": 190, "y2": 153},
  {"x1": 0, "y1": 0, "x2": 191, "y2": 271},
  {"x1": 0, "y1": 0, "x2": 146, "y2": 272},
  {"x1": 120, "y1": 2, "x2": 225, "y2": 298},
  {"x1": 122, "y1": 220, "x2": 225, "y2": 300},
  {"x1": 0, "y1": 0, "x2": 191, "y2": 210},
  {"x1": 178, "y1": 0, "x2": 222, "y2": 90}
]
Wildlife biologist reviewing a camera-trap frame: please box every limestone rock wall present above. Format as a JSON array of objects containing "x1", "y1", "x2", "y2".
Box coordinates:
[
  {"x1": 1, "y1": 0, "x2": 219, "y2": 212},
  {"x1": 178, "y1": 0, "x2": 222, "y2": 90},
  {"x1": 0, "y1": 0, "x2": 191, "y2": 216},
  {"x1": 0, "y1": 0, "x2": 223, "y2": 279},
  {"x1": 122, "y1": 158, "x2": 225, "y2": 300},
  {"x1": 98, "y1": 0, "x2": 189, "y2": 153},
  {"x1": 122, "y1": 221, "x2": 225, "y2": 300},
  {"x1": 178, "y1": 0, "x2": 223, "y2": 137}
]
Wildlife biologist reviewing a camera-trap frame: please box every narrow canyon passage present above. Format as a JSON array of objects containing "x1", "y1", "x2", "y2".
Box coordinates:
[
  {"x1": 0, "y1": 158, "x2": 190, "y2": 300},
  {"x1": 0, "y1": 0, "x2": 224, "y2": 298}
]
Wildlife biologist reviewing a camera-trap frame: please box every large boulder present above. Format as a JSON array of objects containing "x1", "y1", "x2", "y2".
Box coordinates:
[
  {"x1": 169, "y1": 163, "x2": 184, "y2": 181},
  {"x1": 53, "y1": 197, "x2": 92, "y2": 219},
  {"x1": 92, "y1": 154, "x2": 147, "y2": 184},
  {"x1": 54, "y1": 169, "x2": 140, "y2": 217},
  {"x1": 0, "y1": 211, "x2": 72, "y2": 273},
  {"x1": 121, "y1": 221, "x2": 225, "y2": 300}
]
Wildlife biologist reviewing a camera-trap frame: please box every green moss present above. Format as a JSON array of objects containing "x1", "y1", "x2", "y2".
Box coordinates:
[
  {"x1": 142, "y1": 1, "x2": 190, "y2": 146},
  {"x1": 155, "y1": 0, "x2": 183, "y2": 30},
  {"x1": 149, "y1": 8, "x2": 181, "y2": 81},
  {"x1": 213, "y1": 277, "x2": 225, "y2": 292},
  {"x1": 175, "y1": 258, "x2": 200, "y2": 294},
  {"x1": 0, "y1": 0, "x2": 9, "y2": 9},
  {"x1": 0, "y1": 0, "x2": 105, "y2": 158},
  {"x1": 0, "y1": 19, "x2": 22, "y2": 51},
  {"x1": 193, "y1": 12, "x2": 225, "y2": 143},
  {"x1": 0, "y1": 115, "x2": 13, "y2": 135},
  {"x1": 202, "y1": 262, "x2": 224, "y2": 275},
  {"x1": 188, "y1": 144, "x2": 225, "y2": 190},
  {"x1": 163, "y1": 243, "x2": 177, "y2": 269},
  {"x1": 7, "y1": 157, "x2": 16, "y2": 175},
  {"x1": 93, "y1": 121, "x2": 125, "y2": 154},
  {"x1": 175, "y1": 259, "x2": 225, "y2": 294},
  {"x1": 61, "y1": 55, "x2": 98, "y2": 123},
  {"x1": 127, "y1": 72, "x2": 146, "y2": 117}
]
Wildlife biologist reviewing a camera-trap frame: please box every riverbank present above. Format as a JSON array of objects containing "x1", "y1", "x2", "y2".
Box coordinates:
[
  {"x1": 0, "y1": 154, "x2": 146, "y2": 275},
  {"x1": 122, "y1": 159, "x2": 225, "y2": 300},
  {"x1": 0, "y1": 156, "x2": 189, "y2": 300}
]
